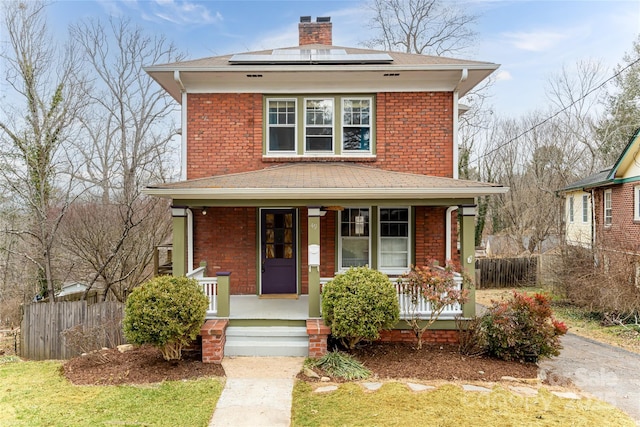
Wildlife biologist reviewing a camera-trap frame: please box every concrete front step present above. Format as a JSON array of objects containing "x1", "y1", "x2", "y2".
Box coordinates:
[{"x1": 224, "y1": 326, "x2": 309, "y2": 357}]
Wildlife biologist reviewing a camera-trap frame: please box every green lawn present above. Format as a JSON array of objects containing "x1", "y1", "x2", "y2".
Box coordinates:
[
  {"x1": 292, "y1": 381, "x2": 635, "y2": 427},
  {"x1": 0, "y1": 357, "x2": 223, "y2": 427}
]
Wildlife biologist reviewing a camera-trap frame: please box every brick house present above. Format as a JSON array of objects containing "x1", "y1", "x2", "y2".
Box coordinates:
[
  {"x1": 560, "y1": 128, "x2": 640, "y2": 265},
  {"x1": 144, "y1": 17, "x2": 506, "y2": 361}
]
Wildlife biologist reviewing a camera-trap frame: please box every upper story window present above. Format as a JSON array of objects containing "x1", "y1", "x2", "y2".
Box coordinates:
[
  {"x1": 342, "y1": 98, "x2": 371, "y2": 152},
  {"x1": 267, "y1": 99, "x2": 297, "y2": 153},
  {"x1": 568, "y1": 196, "x2": 574, "y2": 223},
  {"x1": 635, "y1": 186, "x2": 640, "y2": 222},
  {"x1": 305, "y1": 99, "x2": 334, "y2": 152},
  {"x1": 264, "y1": 95, "x2": 374, "y2": 157},
  {"x1": 604, "y1": 189, "x2": 612, "y2": 226},
  {"x1": 582, "y1": 194, "x2": 589, "y2": 223}
]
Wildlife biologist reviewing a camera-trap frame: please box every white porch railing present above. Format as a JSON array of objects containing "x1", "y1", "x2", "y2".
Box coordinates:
[
  {"x1": 187, "y1": 267, "x2": 218, "y2": 315},
  {"x1": 395, "y1": 273, "x2": 463, "y2": 320},
  {"x1": 321, "y1": 273, "x2": 464, "y2": 320},
  {"x1": 189, "y1": 272, "x2": 463, "y2": 320}
]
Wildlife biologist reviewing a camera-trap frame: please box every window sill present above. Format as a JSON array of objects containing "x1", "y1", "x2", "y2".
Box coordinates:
[{"x1": 263, "y1": 155, "x2": 376, "y2": 163}]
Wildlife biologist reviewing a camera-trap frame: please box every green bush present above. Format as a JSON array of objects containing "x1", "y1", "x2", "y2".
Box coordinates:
[
  {"x1": 123, "y1": 275, "x2": 209, "y2": 361},
  {"x1": 321, "y1": 267, "x2": 399, "y2": 349},
  {"x1": 481, "y1": 292, "x2": 568, "y2": 363}
]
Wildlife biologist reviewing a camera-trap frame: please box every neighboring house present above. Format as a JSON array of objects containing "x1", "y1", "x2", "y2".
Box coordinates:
[
  {"x1": 143, "y1": 17, "x2": 506, "y2": 361},
  {"x1": 56, "y1": 282, "x2": 89, "y2": 298},
  {"x1": 560, "y1": 171, "x2": 606, "y2": 249},
  {"x1": 560, "y1": 128, "x2": 640, "y2": 256}
]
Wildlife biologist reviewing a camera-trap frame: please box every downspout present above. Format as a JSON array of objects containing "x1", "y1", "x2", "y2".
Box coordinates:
[
  {"x1": 590, "y1": 189, "x2": 596, "y2": 250},
  {"x1": 452, "y1": 68, "x2": 468, "y2": 180},
  {"x1": 445, "y1": 206, "x2": 459, "y2": 262},
  {"x1": 187, "y1": 208, "x2": 194, "y2": 273},
  {"x1": 174, "y1": 70, "x2": 187, "y2": 181}
]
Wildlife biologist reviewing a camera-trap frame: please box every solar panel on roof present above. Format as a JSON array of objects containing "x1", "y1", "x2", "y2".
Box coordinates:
[{"x1": 229, "y1": 49, "x2": 393, "y2": 64}]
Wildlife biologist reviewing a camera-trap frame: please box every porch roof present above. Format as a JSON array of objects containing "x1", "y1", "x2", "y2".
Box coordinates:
[{"x1": 144, "y1": 163, "x2": 508, "y2": 200}]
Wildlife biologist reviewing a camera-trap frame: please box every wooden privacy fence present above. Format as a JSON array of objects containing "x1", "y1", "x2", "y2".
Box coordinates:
[
  {"x1": 20, "y1": 301, "x2": 125, "y2": 360},
  {"x1": 475, "y1": 257, "x2": 538, "y2": 289}
]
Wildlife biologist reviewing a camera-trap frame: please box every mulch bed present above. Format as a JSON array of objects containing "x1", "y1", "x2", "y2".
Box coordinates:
[
  {"x1": 62, "y1": 342, "x2": 538, "y2": 386},
  {"x1": 62, "y1": 345, "x2": 224, "y2": 385}
]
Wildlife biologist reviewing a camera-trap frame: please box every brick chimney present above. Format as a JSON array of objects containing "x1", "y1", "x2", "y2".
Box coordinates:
[{"x1": 298, "y1": 16, "x2": 332, "y2": 46}]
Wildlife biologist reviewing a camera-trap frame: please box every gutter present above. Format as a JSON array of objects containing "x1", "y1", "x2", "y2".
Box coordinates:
[{"x1": 143, "y1": 186, "x2": 510, "y2": 200}]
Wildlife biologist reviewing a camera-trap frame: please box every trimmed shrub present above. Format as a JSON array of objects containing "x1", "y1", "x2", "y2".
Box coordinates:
[
  {"x1": 481, "y1": 292, "x2": 568, "y2": 363},
  {"x1": 123, "y1": 276, "x2": 209, "y2": 361},
  {"x1": 321, "y1": 267, "x2": 399, "y2": 349}
]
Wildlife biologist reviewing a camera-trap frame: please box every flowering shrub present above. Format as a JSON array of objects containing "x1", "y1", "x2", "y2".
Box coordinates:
[
  {"x1": 322, "y1": 267, "x2": 399, "y2": 349},
  {"x1": 399, "y1": 262, "x2": 469, "y2": 349},
  {"x1": 481, "y1": 291, "x2": 568, "y2": 362}
]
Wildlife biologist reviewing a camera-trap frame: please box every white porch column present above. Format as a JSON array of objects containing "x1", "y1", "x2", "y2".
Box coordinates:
[{"x1": 307, "y1": 207, "x2": 322, "y2": 317}]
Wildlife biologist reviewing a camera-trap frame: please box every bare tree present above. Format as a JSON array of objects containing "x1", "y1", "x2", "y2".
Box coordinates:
[
  {"x1": 61, "y1": 18, "x2": 183, "y2": 299},
  {"x1": 546, "y1": 59, "x2": 607, "y2": 174},
  {"x1": 597, "y1": 35, "x2": 640, "y2": 165},
  {"x1": 70, "y1": 18, "x2": 183, "y2": 203},
  {"x1": 365, "y1": 0, "x2": 477, "y2": 56},
  {"x1": 0, "y1": 1, "x2": 86, "y2": 300}
]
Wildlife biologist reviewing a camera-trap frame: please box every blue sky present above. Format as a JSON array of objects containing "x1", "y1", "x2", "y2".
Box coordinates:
[{"x1": 35, "y1": 0, "x2": 640, "y2": 117}]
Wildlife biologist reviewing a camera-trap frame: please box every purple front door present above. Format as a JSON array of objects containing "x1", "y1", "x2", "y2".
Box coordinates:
[{"x1": 261, "y1": 209, "x2": 297, "y2": 294}]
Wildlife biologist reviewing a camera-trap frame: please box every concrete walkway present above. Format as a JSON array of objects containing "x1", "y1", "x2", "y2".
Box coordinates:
[
  {"x1": 208, "y1": 356, "x2": 304, "y2": 427},
  {"x1": 539, "y1": 333, "x2": 640, "y2": 424}
]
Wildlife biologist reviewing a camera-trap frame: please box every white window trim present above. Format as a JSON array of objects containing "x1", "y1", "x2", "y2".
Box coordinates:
[
  {"x1": 338, "y1": 207, "x2": 371, "y2": 271},
  {"x1": 341, "y1": 97, "x2": 373, "y2": 156},
  {"x1": 303, "y1": 97, "x2": 335, "y2": 155},
  {"x1": 582, "y1": 194, "x2": 589, "y2": 223},
  {"x1": 604, "y1": 189, "x2": 612, "y2": 227},
  {"x1": 266, "y1": 98, "x2": 298, "y2": 156},
  {"x1": 377, "y1": 206, "x2": 412, "y2": 275},
  {"x1": 634, "y1": 185, "x2": 640, "y2": 221},
  {"x1": 568, "y1": 196, "x2": 574, "y2": 224}
]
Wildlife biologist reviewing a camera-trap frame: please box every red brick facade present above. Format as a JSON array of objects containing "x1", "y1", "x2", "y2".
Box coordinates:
[
  {"x1": 186, "y1": 90, "x2": 458, "y2": 294},
  {"x1": 593, "y1": 182, "x2": 640, "y2": 253},
  {"x1": 192, "y1": 206, "x2": 456, "y2": 294},
  {"x1": 185, "y1": 92, "x2": 454, "y2": 179},
  {"x1": 378, "y1": 329, "x2": 460, "y2": 344},
  {"x1": 298, "y1": 21, "x2": 332, "y2": 46}
]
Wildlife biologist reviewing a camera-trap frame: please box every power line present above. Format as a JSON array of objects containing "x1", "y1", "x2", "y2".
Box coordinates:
[{"x1": 470, "y1": 56, "x2": 640, "y2": 165}]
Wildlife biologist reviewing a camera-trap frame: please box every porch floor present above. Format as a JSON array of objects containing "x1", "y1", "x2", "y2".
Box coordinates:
[{"x1": 225, "y1": 295, "x2": 310, "y2": 320}]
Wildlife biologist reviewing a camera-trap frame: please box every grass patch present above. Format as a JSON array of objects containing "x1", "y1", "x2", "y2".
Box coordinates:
[
  {"x1": 292, "y1": 381, "x2": 635, "y2": 426},
  {"x1": 306, "y1": 351, "x2": 371, "y2": 380},
  {"x1": 0, "y1": 359, "x2": 223, "y2": 426}
]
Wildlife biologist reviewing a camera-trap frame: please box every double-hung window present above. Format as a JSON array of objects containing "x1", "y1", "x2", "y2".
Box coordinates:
[
  {"x1": 267, "y1": 99, "x2": 296, "y2": 153},
  {"x1": 340, "y1": 208, "x2": 370, "y2": 268},
  {"x1": 582, "y1": 194, "x2": 589, "y2": 223},
  {"x1": 379, "y1": 208, "x2": 410, "y2": 273},
  {"x1": 265, "y1": 95, "x2": 374, "y2": 156},
  {"x1": 568, "y1": 196, "x2": 574, "y2": 223},
  {"x1": 342, "y1": 98, "x2": 371, "y2": 152},
  {"x1": 305, "y1": 99, "x2": 334, "y2": 153},
  {"x1": 604, "y1": 189, "x2": 612, "y2": 226}
]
